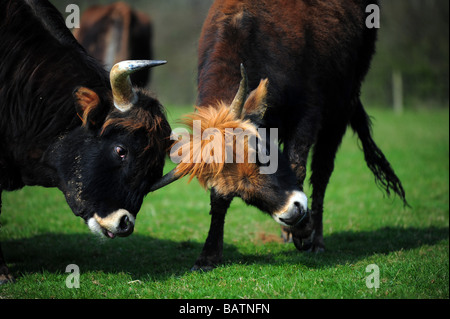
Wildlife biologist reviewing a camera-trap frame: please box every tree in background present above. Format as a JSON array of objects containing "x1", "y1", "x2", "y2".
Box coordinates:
[
  {"x1": 364, "y1": 0, "x2": 449, "y2": 108},
  {"x1": 51, "y1": 0, "x2": 448, "y2": 108}
]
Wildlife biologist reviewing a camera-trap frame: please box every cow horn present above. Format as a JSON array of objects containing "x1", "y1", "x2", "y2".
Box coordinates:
[
  {"x1": 149, "y1": 167, "x2": 182, "y2": 192},
  {"x1": 230, "y1": 63, "x2": 248, "y2": 118},
  {"x1": 110, "y1": 60, "x2": 167, "y2": 112}
]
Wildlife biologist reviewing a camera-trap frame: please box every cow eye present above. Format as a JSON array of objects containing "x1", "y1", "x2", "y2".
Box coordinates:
[{"x1": 114, "y1": 146, "x2": 128, "y2": 160}]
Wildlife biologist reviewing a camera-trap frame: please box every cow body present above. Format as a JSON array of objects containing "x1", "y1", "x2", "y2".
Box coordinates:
[
  {"x1": 0, "y1": 0, "x2": 170, "y2": 283},
  {"x1": 74, "y1": 2, "x2": 153, "y2": 87},
  {"x1": 158, "y1": 0, "x2": 406, "y2": 270}
]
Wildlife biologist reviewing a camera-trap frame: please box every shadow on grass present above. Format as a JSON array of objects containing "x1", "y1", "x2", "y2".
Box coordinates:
[
  {"x1": 2, "y1": 234, "x2": 209, "y2": 281},
  {"x1": 2, "y1": 226, "x2": 448, "y2": 281},
  {"x1": 239, "y1": 226, "x2": 449, "y2": 268}
]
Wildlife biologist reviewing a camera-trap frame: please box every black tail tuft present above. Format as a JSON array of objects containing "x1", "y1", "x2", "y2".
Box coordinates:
[{"x1": 350, "y1": 100, "x2": 409, "y2": 207}]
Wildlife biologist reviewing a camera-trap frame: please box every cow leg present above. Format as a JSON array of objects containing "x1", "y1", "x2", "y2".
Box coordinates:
[
  {"x1": 0, "y1": 244, "x2": 14, "y2": 285},
  {"x1": 0, "y1": 191, "x2": 14, "y2": 284},
  {"x1": 281, "y1": 111, "x2": 320, "y2": 243},
  {"x1": 285, "y1": 136, "x2": 313, "y2": 191},
  {"x1": 301, "y1": 119, "x2": 348, "y2": 252},
  {"x1": 191, "y1": 188, "x2": 232, "y2": 271},
  {"x1": 280, "y1": 139, "x2": 313, "y2": 243}
]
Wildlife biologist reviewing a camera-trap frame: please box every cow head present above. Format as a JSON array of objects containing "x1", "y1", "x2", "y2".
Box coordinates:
[
  {"x1": 52, "y1": 60, "x2": 171, "y2": 238},
  {"x1": 151, "y1": 65, "x2": 309, "y2": 228}
]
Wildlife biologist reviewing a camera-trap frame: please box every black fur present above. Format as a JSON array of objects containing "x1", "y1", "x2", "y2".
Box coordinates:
[
  {"x1": 0, "y1": 0, "x2": 170, "y2": 283},
  {"x1": 350, "y1": 101, "x2": 408, "y2": 204}
]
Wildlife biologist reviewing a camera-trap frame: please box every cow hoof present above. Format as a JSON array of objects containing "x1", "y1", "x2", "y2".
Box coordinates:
[
  {"x1": 281, "y1": 226, "x2": 293, "y2": 243},
  {"x1": 303, "y1": 241, "x2": 325, "y2": 253},
  {"x1": 191, "y1": 264, "x2": 215, "y2": 272},
  {"x1": 293, "y1": 236, "x2": 305, "y2": 251},
  {"x1": 292, "y1": 231, "x2": 325, "y2": 253},
  {"x1": 293, "y1": 239, "x2": 325, "y2": 253},
  {"x1": 304, "y1": 240, "x2": 325, "y2": 253},
  {"x1": 0, "y1": 273, "x2": 15, "y2": 285}
]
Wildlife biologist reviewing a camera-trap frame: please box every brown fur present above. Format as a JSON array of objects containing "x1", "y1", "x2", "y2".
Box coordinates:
[
  {"x1": 174, "y1": 102, "x2": 259, "y2": 188},
  {"x1": 240, "y1": 78, "x2": 269, "y2": 118},
  {"x1": 173, "y1": 79, "x2": 270, "y2": 194},
  {"x1": 102, "y1": 107, "x2": 170, "y2": 159},
  {"x1": 193, "y1": 0, "x2": 407, "y2": 259},
  {"x1": 74, "y1": 87, "x2": 101, "y2": 125},
  {"x1": 74, "y1": 86, "x2": 170, "y2": 162},
  {"x1": 101, "y1": 108, "x2": 164, "y2": 136},
  {"x1": 74, "y1": 2, "x2": 153, "y2": 87}
]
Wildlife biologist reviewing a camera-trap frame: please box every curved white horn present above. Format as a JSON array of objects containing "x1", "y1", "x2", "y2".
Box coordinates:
[
  {"x1": 230, "y1": 63, "x2": 248, "y2": 118},
  {"x1": 110, "y1": 60, "x2": 167, "y2": 112},
  {"x1": 149, "y1": 168, "x2": 182, "y2": 192}
]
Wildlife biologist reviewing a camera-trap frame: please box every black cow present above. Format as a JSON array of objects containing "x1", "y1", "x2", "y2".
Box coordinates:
[
  {"x1": 74, "y1": 2, "x2": 153, "y2": 87},
  {"x1": 0, "y1": 0, "x2": 171, "y2": 283},
  {"x1": 151, "y1": 0, "x2": 407, "y2": 270}
]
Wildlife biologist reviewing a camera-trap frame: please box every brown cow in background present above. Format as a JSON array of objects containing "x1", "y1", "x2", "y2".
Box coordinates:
[{"x1": 74, "y1": 2, "x2": 153, "y2": 88}]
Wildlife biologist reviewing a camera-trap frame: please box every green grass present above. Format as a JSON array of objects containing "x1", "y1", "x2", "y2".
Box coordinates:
[{"x1": 0, "y1": 107, "x2": 448, "y2": 299}]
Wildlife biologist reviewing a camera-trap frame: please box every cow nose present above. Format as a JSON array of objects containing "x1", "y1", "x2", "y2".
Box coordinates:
[
  {"x1": 117, "y1": 214, "x2": 134, "y2": 237},
  {"x1": 278, "y1": 201, "x2": 308, "y2": 227},
  {"x1": 272, "y1": 191, "x2": 308, "y2": 227}
]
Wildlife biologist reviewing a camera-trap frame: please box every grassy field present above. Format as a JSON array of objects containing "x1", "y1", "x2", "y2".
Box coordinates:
[{"x1": 0, "y1": 106, "x2": 448, "y2": 300}]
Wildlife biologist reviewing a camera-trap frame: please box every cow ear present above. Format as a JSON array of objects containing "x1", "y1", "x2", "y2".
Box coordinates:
[
  {"x1": 74, "y1": 87, "x2": 102, "y2": 128},
  {"x1": 242, "y1": 79, "x2": 269, "y2": 125}
]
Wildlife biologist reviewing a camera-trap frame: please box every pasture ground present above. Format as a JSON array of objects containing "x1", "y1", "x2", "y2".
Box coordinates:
[{"x1": 0, "y1": 106, "x2": 448, "y2": 300}]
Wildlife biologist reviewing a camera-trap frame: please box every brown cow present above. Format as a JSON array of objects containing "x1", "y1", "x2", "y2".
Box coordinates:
[
  {"x1": 74, "y1": 2, "x2": 153, "y2": 87},
  {"x1": 152, "y1": 0, "x2": 407, "y2": 271}
]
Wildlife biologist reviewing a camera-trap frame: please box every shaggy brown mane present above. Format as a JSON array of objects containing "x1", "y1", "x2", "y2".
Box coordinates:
[{"x1": 173, "y1": 102, "x2": 260, "y2": 189}]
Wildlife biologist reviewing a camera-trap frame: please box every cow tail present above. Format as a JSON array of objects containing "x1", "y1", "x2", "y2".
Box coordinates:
[{"x1": 350, "y1": 100, "x2": 409, "y2": 207}]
